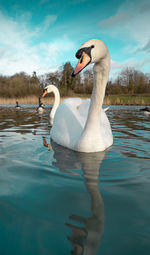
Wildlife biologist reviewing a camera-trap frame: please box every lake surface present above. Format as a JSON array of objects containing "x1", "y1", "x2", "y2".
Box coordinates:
[{"x1": 0, "y1": 104, "x2": 150, "y2": 255}]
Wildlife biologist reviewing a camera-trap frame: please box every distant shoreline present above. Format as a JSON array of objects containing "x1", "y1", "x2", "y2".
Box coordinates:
[{"x1": 0, "y1": 95, "x2": 150, "y2": 105}]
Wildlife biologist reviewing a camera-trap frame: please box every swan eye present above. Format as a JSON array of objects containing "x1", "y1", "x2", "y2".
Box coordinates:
[{"x1": 91, "y1": 45, "x2": 94, "y2": 48}]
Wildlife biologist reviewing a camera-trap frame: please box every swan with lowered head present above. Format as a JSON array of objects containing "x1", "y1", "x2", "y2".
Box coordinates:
[
  {"x1": 37, "y1": 97, "x2": 45, "y2": 114},
  {"x1": 43, "y1": 85, "x2": 60, "y2": 126},
  {"x1": 43, "y1": 39, "x2": 113, "y2": 152}
]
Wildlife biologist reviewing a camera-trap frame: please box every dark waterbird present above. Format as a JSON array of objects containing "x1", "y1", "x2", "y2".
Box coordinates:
[
  {"x1": 140, "y1": 107, "x2": 150, "y2": 116},
  {"x1": 15, "y1": 101, "x2": 21, "y2": 110}
]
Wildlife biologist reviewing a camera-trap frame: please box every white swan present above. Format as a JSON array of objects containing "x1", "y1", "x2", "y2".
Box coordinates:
[
  {"x1": 43, "y1": 85, "x2": 60, "y2": 126},
  {"x1": 43, "y1": 39, "x2": 113, "y2": 152}
]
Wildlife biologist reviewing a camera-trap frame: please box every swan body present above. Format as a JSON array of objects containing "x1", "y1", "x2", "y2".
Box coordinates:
[
  {"x1": 43, "y1": 85, "x2": 109, "y2": 125},
  {"x1": 51, "y1": 98, "x2": 112, "y2": 152},
  {"x1": 43, "y1": 39, "x2": 113, "y2": 152}
]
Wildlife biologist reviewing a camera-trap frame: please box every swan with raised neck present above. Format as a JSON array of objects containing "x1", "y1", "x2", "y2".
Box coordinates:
[
  {"x1": 43, "y1": 85, "x2": 60, "y2": 126},
  {"x1": 73, "y1": 39, "x2": 112, "y2": 152},
  {"x1": 37, "y1": 97, "x2": 45, "y2": 114},
  {"x1": 42, "y1": 39, "x2": 113, "y2": 152}
]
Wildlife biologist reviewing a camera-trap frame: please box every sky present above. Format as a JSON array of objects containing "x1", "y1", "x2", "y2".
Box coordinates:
[{"x1": 0, "y1": 0, "x2": 150, "y2": 79}]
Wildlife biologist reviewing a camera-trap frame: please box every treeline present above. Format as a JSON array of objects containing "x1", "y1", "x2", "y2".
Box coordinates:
[
  {"x1": 0, "y1": 71, "x2": 42, "y2": 98},
  {"x1": 106, "y1": 68, "x2": 150, "y2": 95},
  {"x1": 0, "y1": 62, "x2": 150, "y2": 98}
]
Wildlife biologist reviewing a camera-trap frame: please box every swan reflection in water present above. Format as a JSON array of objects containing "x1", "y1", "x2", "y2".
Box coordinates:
[{"x1": 43, "y1": 138, "x2": 110, "y2": 255}]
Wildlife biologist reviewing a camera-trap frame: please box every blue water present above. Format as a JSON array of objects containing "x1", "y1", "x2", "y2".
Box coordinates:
[{"x1": 0, "y1": 105, "x2": 150, "y2": 255}]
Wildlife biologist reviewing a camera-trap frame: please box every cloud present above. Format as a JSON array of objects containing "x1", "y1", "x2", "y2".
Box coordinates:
[
  {"x1": 110, "y1": 56, "x2": 150, "y2": 79},
  {"x1": 43, "y1": 15, "x2": 57, "y2": 31},
  {"x1": 0, "y1": 11, "x2": 41, "y2": 75},
  {"x1": 98, "y1": 0, "x2": 150, "y2": 76},
  {"x1": 39, "y1": 39, "x2": 76, "y2": 63},
  {"x1": 139, "y1": 2, "x2": 150, "y2": 13},
  {"x1": 98, "y1": 0, "x2": 150, "y2": 44},
  {"x1": 109, "y1": 60, "x2": 125, "y2": 79},
  {"x1": 72, "y1": 0, "x2": 88, "y2": 4},
  {"x1": 99, "y1": 12, "x2": 130, "y2": 28},
  {"x1": 134, "y1": 57, "x2": 150, "y2": 71},
  {"x1": 0, "y1": 11, "x2": 75, "y2": 76},
  {"x1": 40, "y1": 0, "x2": 50, "y2": 5},
  {"x1": 134, "y1": 39, "x2": 150, "y2": 53},
  {"x1": 111, "y1": 60, "x2": 123, "y2": 70}
]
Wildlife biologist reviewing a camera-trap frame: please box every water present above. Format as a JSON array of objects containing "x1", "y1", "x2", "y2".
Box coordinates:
[{"x1": 0, "y1": 105, "x2": 150, "y2": 255}]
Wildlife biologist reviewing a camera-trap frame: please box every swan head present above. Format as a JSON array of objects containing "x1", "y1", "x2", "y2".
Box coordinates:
[
  {"x1": 72, "y1": 39, "x2": 109, "y2": 76},
  {"x1": 42, "y1": 84, "x2": 54, "y2": 97}
]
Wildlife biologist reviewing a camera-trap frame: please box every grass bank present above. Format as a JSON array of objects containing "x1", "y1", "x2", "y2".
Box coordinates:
[
  {"x1": 0, "y1": 95, "x2": 88, "y2": 105},
  {"x1": 0, "y1": 94, "x2": 150, "y2": 105},
  {"x1": 104, "y1": 95, "x2": 150, "y2": 105}
]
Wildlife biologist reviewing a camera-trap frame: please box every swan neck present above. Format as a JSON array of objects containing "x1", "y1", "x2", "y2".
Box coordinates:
[
  {"x1": 76, "y1": 55, "x2": 110, "y2": 152},
  {"x1": 50, "y1": 86, "x2": 60, "y2": 119},
  {"x1": 87, "y1": 56, "x2": 110, "y2": 124}
]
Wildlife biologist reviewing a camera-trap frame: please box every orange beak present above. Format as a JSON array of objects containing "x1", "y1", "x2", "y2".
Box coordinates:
[
  {"x1": 72, "y1": 52, "x2": 91, "y2": 76},
  {"x1": 42, "y1": 90, "x2": 47, "y2": 97}
]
